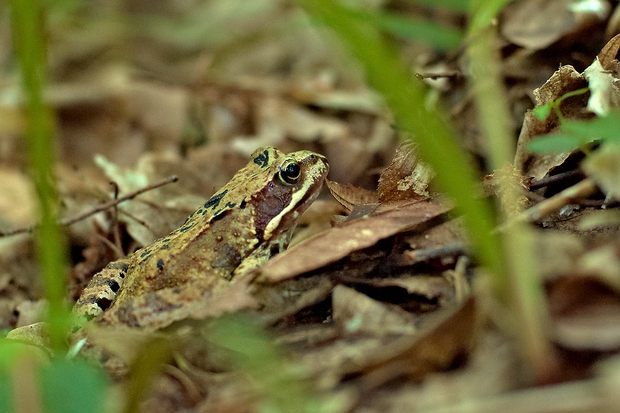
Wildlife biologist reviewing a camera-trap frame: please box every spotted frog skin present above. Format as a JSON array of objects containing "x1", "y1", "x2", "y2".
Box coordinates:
[{"x1": 72, "y1": 147, "x2": 328, "y2": 328}]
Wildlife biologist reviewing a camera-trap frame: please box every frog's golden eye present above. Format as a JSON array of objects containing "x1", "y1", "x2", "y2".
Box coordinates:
[{"x1": 278, "y1": 161, "x2": 301, "y2": 185}]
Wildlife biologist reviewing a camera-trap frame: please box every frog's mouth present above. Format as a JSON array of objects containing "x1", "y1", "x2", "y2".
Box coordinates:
[
  {"x1": 262, "y1": 157, "x2": 328, "y2": 242},
  {"x1": 262, "y1": 185, "x2": 321, "y2": 242}
]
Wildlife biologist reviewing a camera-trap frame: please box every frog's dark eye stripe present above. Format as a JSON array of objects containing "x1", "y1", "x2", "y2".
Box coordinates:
[{"x1": 278, "y1": 161, "x2": 301, "y2": 185}]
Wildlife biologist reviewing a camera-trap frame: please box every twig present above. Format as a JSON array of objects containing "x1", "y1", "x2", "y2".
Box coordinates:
[
  {"x1": 528, "y1": 170, "x2": 584, "y2": 190},
  {"x1": 415, "y1": 71, "x2": 462, "y2": 81},
  {"x1": 524, "y1": 178, "x2": 598, "y2": 222},
  {"x1": 93, "y1": 231, "x2": 125, "y2": 260},
  {"x1": 404, "y1": 244, "x2": 468, "y2": 265},
  {"x1": 117, "y1": 208, "x2": 153, "y2": 232},
  {"x1": 499, "y1": 178, "x2": 598, "y2": 230},
  {"x1": 109, "y1": 181, "x2": 122, "y2": 253},
  {"x1": 0, "y1": 175, "x2": 178, "y2": 236}
]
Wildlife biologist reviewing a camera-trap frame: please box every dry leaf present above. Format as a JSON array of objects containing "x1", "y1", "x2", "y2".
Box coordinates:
[
  {"x1": 332, "y1": 285, "x2": 418, "y2": 336},
  {"x1": 578, "y1": 239, "x2": 620, "y2": 292},
  {"x1": 378, "y1": 142, "x2": 433, "y2": 203},
  {"x1": 369, "y1": 276, "x2": 454, "y2": 303},
  {"x1": 5, "y1": 322, "x2": 52, "y2": 357},
  {"x1": 548, "y1": 276, "x2": 620, "y2": 351},
  {"x1": 514, "y1": 65, "x2": 590, "y2": 179},
  {"x1": 404, "y1": 218, "x2": 466, "y2": 250},
  {"x1": 583, "y1": 58, "x2": 620, "y2": 115},
  {"x1": 15, "y1": 300, "x2": 47, "y2": 327},
  {"x1": 582, "y1": 142, "x2": 620, "y2": 200},
  {"x1": 532, "y1": 230, "x2": 584, "y2": 281},
  {"x1": 0, "y1": 168, "x2": 36, "y2": 227},
  {"x1": 501, "y1": 0, "x2": 609, "y2": 50},
  {"x1": 258, "y1": 200, "x2": 449, "y2": 282},
  {"x1": 326, "y1": 180, "x2": 379, "y2": 211},
  {"x1": 597, "y1": 32, "x2": 620, "y2": 67},
  {"x1": 353, "y1": 298, "x2": 476, "y2": 388}
]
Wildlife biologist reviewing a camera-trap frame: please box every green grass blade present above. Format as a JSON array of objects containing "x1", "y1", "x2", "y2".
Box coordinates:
[
  {"x1": 468, "y1": 0, "x2": 555, "y2": 381},
  {"x1": 297, "y1": 0, "x2": 505, "y2": 280},
  {"x1": 9, "y1": 0, "x2": 69, "y2": 349},
  {"x1": 402, "y1": 0, "x2": 468, "y2": 11},
  {"x1": 358, "y1": 10, "x2": 463, "y2": 50}
]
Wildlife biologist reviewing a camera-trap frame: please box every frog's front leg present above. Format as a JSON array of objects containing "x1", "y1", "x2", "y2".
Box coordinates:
[
  {"x1": 231, "y1": 234, "x2": 290, "y2": 278},
  {"x1": 72, "y1": 257, "x2": 132, "y2": 328}
]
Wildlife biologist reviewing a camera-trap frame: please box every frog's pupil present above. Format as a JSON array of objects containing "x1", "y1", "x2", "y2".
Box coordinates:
[{"x1": 286, "y1": 163, "x2": 299, "y2": 176}]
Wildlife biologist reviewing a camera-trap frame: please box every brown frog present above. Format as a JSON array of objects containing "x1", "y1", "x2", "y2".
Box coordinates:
[{"x1": 72, "y1": 146, "x2": 328, "y2": 329}]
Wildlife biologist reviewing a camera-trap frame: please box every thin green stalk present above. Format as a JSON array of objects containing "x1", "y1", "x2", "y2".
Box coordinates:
[
  {"x1": 10, "y1": 0, "x2": 68, "y2": 350},
  {"x1": 297, "y1": 0, "x2": 505, "y2": 282},
  {"x1": 467, "y1": 1, "x2": 555, "y2": 380}
]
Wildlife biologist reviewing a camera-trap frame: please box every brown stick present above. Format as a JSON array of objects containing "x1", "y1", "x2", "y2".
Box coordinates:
[{"x1": 0, "y1": 175, "x2": 178, "y2": 236}]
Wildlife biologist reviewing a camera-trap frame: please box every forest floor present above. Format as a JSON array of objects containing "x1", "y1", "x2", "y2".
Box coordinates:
[{"x1": 2, "y1": 1, "x2": 620, "y2": 412}]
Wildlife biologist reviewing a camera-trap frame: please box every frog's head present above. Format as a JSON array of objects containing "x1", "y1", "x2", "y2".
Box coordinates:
[{"x1": 248, "y1": 147, "x2": 329, "y2": 243}]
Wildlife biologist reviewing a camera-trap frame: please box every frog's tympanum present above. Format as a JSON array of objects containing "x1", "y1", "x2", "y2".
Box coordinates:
[{"x1": 72, "y1": 147, "x2": 328, "y2": 329}]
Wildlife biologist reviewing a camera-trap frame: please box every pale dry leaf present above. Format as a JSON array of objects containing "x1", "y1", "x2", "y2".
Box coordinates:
[
  {"x1": 294, "y1": 336, "x2": 387, "y2": 389},
  {"x1": 584, "y1": 58, "x2": 620, "y2": 116},
  {"x1": 553, "y1": 303, "x2": 620, "y2": 350},
  {"x1": 292, "y1": 88, "x2": 385, "y2": 114},
  {"x1": 582, "y1": 142, "x2": 620, "y2": 200},
  {"x1": 94, "y1": 152, "x2": 208, "y2": 246},
  {"x1": 501, "y1": 0, "x2": 609, "y2": 50},
  {"x1": 533, "y1": 65, "x2": 585, "y2": 107},
  {"x1": 15, "y1": 300, "x2": 47, "y2": 327},
  {"x1": 0, "y1": 168, "x2": 36, "y2": 226},
  {"x1": 515, "y1": 114, "x2": 572, "y2": 180},
  {"x1": 360, "y1": 330, "x2": 522, "y2": 411},
  {"x1": 577, "y1": 209, "x2": 620, "y2": 230},
  {"x1": 123, "y1": 80, "x2": 190, "y2": 152},
  {"x1": 578, "y1": 241, "x2": 620, "y2": 292},
  {"x1": 606, "y1": 5, "x2": 620, "y2": 39},
  {"x1": 232, "y1": 95, "x2": 349, "y2": 153}
]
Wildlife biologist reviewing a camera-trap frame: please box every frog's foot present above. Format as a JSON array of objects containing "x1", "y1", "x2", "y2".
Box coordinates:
[{"x1": 72, "y1": 258, "x2": 132, "y2": 327}]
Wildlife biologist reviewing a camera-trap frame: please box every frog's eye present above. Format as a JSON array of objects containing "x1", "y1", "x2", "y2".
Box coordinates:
[{"x1": 278, "y1": 161, "x2": 301, "y2": 185}]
